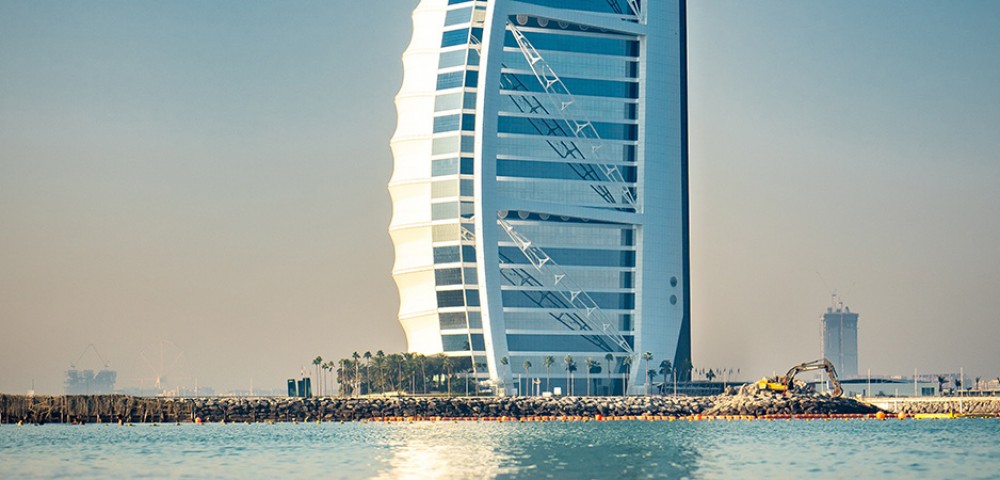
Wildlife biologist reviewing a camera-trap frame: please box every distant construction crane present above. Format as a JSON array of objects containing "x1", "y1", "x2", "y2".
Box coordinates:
[{"x1": 66, "y1": 344, "x2": 116, "y2": 395}]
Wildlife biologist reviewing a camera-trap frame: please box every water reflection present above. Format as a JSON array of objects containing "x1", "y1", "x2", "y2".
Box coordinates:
[
  {"x1": 491, "y1": 422, "x2": 701, "y2": 479},
  {"x1": 372, "y1": 422, "x2": 699, "y2": 479},
  {"x1": 374, "y1": 423, "x2": 519, "y2": 479}
]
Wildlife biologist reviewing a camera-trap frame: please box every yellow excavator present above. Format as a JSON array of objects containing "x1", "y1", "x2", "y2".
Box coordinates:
[{"x1": 756, "y1": 358, "x2": 843, "y2": 398}]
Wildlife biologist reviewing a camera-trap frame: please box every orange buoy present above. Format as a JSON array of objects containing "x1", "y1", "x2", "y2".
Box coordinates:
[
  {"x1": 875, "y1": 411, "x2": 886, "y2": 420},
  {"x1": 897, "y1": 412, "x2": 907, "y2": 420}
]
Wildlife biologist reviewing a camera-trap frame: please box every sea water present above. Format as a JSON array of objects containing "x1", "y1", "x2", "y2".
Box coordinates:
[{"x1": 1, "y1": 419, "x2": 997, "y2": 479}]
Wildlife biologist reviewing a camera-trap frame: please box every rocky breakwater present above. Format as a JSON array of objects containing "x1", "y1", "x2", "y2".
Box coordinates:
[
  {"x1": 185, "y1": 396, "x2": 716, "y2": 423},
  {"x1": 1, "y1": 389, "x2": 885, "y2": 424},
  {"x1": 185, "y1": 390, "x2": 879, "y2": 423},
  {"x1": 702, "y1": 386, "x2": 880, "y2": 417},
  {"x1": 879, "y1": 397, "x2": 1000, "y2": 415}
]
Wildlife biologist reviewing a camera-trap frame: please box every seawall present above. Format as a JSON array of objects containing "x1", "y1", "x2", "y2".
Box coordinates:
[
  {"x1": 865, "y1": 396, "x2": 1000, "y2": 415},
  {"x1": 1, "y1": 392, "x2": 884, "y2": 424}
]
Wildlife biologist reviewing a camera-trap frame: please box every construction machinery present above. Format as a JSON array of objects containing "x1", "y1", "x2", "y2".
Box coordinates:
[{"x1": 756, "y1": 358, "x2": 844, "y2": 398}]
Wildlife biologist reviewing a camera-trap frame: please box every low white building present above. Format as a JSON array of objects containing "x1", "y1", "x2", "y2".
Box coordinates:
[{"x1": 809, "y1": 378, "x2": 938, "y2": 398}]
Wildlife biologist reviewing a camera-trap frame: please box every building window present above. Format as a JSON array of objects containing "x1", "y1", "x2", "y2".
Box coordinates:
[
  {"x1": 435, "y1": 268, "x2": 463, "y2": 286},
  {"x1": 443, "y1": 334, "x2": 485, "y2": 352},
  {"x1": 439, "y1": 50, "x2": 468, "y2": 69},
  {"x1": 432, "y1": 202, "x2": 459, "y2": 220},
  {"x1": 437, "y1": 290, "x2": 466, "y2": 308},
  {"x1": 434, "y1": 246, "x2": 461, "y2": 264},
  {"x1": 441, "y1": 29, "x2": 470, "y2": 48},
  {"x1": 432, "y1": 137, "x2": 461, "y2": 156},
  {"x1": 437, "y1": 71, "x2": 465, "y2": 90},
  {"x1": 434, "y1": 114, "x2": 462, "y2": 133},
  {"x1": 439, "y1": 312, "x2": 468, "y2": 330},
  {"x1": 444, "y1": 7, "x2": 473, "y2": 27}
]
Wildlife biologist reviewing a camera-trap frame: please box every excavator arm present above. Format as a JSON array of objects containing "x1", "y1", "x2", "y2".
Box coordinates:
[{"x1": 782, "y1": 358, "x2": 843, "y2": 398}]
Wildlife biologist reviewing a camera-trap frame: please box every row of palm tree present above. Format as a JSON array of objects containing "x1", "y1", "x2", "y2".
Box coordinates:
[
  {"x1": 309, "y1": 356, "x2": 339, "y2": 397},
  {"x1": 689, "y1": 367, "x2": 740, "y2": 382},
  {"x1": 936, "y1": 375, "x2": 998, "y2": 394},
  {"x1": 315, "y1": 351, "x2": 484, "y2": 397},
  {"x1": 503, "y1": 352, "x2": 693, "y2": 396},
  {"x1": 309, "y1": 351, "x2": 699, "y2": 397}
]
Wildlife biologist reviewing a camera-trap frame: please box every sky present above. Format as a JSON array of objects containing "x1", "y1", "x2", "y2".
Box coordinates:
[{"x1": 1, "y1": 0, "x2": 998, "y2": 395}]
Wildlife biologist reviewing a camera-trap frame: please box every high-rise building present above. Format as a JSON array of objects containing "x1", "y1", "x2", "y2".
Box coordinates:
[
  {"x1": 390, "y1": 0, "x2": 690, "y2": 395},
  {"x1": 820, "y1": 299, "x2": 859, "y2": 378}
]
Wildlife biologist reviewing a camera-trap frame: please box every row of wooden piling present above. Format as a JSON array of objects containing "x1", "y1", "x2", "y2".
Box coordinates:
[{"x1": 0, "y1": 395, "x2": 194, "y2": 425}]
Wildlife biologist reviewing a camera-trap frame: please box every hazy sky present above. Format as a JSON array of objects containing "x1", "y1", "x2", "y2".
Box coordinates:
[{"x1": 2, "y1": 1, "x2": 998, "y2": 394}]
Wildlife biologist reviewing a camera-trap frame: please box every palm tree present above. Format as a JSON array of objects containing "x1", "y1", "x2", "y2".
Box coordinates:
[
  {"x1": 363, "y1": 351, "x2": 372, "y2": 395},
  {"x1": 937, "y1": 375, "x2": 947, "y2": 395},
  {"x1": 375, "y1": 350, "x2": 386, "y2": 394},
  {"x1": 403, "y1": 353, "x2": 415, "y2": 394},
  {"x1": 319, "y1": 362, "x2": 327, "y2": 397},
  {"x1": 430, "y1": 354, "x2": 447, "y2": 393},
  {"x1": 706, "y1": 369, "x2": 716, "y2": 382},
  {"x1": 396, "y1": 353, "x2": 405, "y2": 392},
  {"x1": 442, "y1": 356, "x2": 454, "y2": 397},
  {"x1": 327, "y1": 361, "x2": 337, "y2": 396},
  {"x1": 659, "y1": 360, "x2": 673, "y2": 392},
  {"x1": 418, "y1": 354, "x2": 427, "y2": 394},
  {"x1": 389, "y1": 353, "x2": 404, "y2": 392},
  {"x1": 680, "y1": 359, "x2": 693, "y2": 382},
  {"x1": 604, "y1": 353, "x2": 614, "y2": 396},
  {"x1": 464, "y1": 366, "x2": 473, "y2": 396},
  {"x1": 499, "y1": 356, "x2": 509, "y2": 394},
  {"x1": 622, "y1": 355, "x2": 633, "y2": 396},
  {"x1": 312, "y1": 356, "x2": 323, "y2": 396},
  {"x1": 329, "y1": 361, "x2": 336, "y2": 396},
  {"x1": 543, "y1": 356, "x2": 555, "y2": 393},
  {"x1": 641, "y1": 352, "x2": 653, "y2": 395},
  {"x1": 648, "y1": 369, "x2": 658, "y2": 393},
  {"x1": 563, "y1": 355, "x2": 574, "y2": 396},
  {"x1": 351, "y1": 352, "x2": 361, "y2": 396},
  {"x1": 522, "y1": 360, "x2": 532, "y2": 396},
  {"x1": 585, "y1": 358, "x2": 599, "y2": 396},
  {"x1": 337, "y1": 359, "x2": 347, "y2": 396},
  {"x1": 568, "y1": 361, "x2": 578, "y2": 396},
  {"x1": 349, "y1": 358, "x2": 358, "y2": 396}
]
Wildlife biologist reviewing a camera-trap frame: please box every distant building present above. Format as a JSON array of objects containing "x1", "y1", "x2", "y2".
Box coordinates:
[
  {"x1": 821, "y1": 299, "x2": 858, "y2": 377},
  {"x1": 64, "y1": 369, "x2": 116, "y2": 395},
  {"x1": 808, "y1": 378, "x2": 937, "y2": 398}
]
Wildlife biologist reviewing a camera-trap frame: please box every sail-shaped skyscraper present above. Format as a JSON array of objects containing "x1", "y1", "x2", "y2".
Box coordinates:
[{"x1": 389, "y1": 0, "x2": 689, "y2": 394}]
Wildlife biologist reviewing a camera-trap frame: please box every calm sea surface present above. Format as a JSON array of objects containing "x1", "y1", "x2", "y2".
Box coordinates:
[{"x1": 1, "y1": 419, "x2": 997, "y2": 479}]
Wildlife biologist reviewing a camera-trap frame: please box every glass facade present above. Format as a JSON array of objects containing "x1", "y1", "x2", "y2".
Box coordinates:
[{"x1": 391, "y1": 0, "x2": 690, "y2": 395}]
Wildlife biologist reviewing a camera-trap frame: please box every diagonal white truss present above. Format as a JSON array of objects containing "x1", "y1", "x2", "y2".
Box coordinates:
[
  {"x1": 462, "y1": 25, "x2": 638, "y2": 358},
  {"x1": 497, "y1": 218, "x2": 635, "y2": 356},
  {"x1": 507, "y1": 22, "x2": 638, "y2": 207},
  {"x1": 625, "y1": 0, "x2": 644, "y2": 22},
  {"x1": 603, "y1": 0, "x2": 644, "y2": 22},
  {"x1": 469, "y1": 34, "x2": 629, "y2": 208}
]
